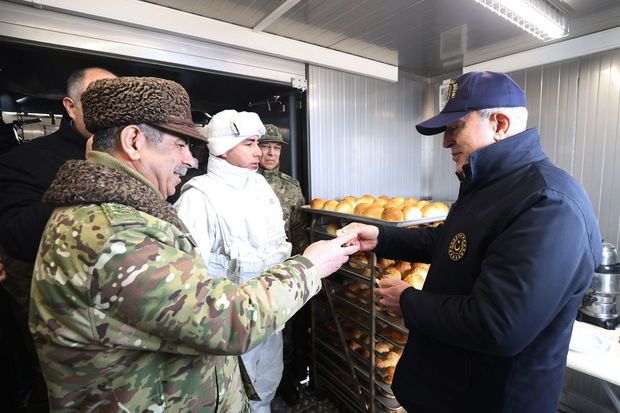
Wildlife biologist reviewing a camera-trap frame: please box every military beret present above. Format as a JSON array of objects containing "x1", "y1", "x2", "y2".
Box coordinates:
[
  {"x1": 82, "y1": 76, "x2": 206, "y2": 142},
  {"x1": 259, "y1": 124, "x2": 287, "y2": 144}
]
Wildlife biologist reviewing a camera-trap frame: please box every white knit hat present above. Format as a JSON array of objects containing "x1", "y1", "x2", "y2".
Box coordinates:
[{"x1": 206, "y1": 109, "x2": 265, "y2": 156}]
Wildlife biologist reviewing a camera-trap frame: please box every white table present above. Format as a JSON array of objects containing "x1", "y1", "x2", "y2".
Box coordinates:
[{"x1": 567, "y1": 321, "x2": 620, "y2": 411}]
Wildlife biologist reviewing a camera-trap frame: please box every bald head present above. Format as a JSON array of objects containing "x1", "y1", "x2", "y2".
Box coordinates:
[{"x1": 63, "y1": 67, "x2": 116, "y2": 139}]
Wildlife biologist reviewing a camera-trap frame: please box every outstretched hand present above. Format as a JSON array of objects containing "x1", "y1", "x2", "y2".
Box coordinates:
[
  {"x1": 303, "y1": 232, "x2": 360, "y2": 278},
  {"x1": 337, "y1": 222, "x2": 379, "y2": 251},
  {"x1": 374, "y1": 278, "x2": 411, "y2": 316}
]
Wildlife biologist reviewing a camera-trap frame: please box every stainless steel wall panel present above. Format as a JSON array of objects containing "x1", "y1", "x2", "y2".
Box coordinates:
[{"x1": 307, "y1": 66, "x2": 427, "y2": 200}]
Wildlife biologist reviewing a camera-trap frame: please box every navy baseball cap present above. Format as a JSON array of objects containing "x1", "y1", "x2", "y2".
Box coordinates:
[{"x1": 416, "y1": 71, "x2": 526, "y2": 136}]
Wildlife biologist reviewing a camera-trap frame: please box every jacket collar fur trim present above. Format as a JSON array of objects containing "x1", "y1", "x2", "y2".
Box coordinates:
[{"x1": 43, "y1": 151, "x2": 186, "y2": 230}]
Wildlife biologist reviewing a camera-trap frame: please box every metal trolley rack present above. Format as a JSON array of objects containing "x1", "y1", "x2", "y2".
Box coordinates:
[{"x1": 303, "y1": 206, "x2": 446, "y2": 412}]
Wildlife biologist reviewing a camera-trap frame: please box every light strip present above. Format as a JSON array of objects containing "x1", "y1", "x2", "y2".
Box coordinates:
[{"x1": 474, "y1": 0, "x2": 568, "y2": 41}]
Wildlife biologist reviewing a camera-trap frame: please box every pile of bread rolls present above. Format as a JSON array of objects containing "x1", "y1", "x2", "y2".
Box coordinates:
[
  {"x1": 310, "y1": 194, "x2": 448, "y2": 221},
  {"x1": 345, "y1": 253, "x2": 430, "y2": 291},
  {"x1": 342, "y1": 323, "x2": 406, "y2": 385},
  {"x1": 377, "y1": 257, "x2": 430, "y2": 290}
]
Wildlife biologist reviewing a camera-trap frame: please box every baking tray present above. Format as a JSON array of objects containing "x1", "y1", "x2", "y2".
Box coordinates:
[{"x1": 301, "y1": 205, "x2": 447, "y2": 227}]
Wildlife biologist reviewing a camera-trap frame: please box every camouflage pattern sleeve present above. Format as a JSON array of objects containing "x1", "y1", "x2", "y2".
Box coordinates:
[
  {"x1": 93, "y1": 226, "x2": 321, "y2": 355},
  {"x1": 288, "y1": 185, "x2": 309, "y2": 255}
]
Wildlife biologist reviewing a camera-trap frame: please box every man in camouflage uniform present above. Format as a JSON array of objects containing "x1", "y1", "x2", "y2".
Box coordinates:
[
  {"x1": 258, "y1": 125, "x2": 309, "y2": 406},
  {"x1": 258, "y1": 124, "x2": 308, "y2": 255},
  {"x1": 29, "y1": 76, "x2": 358, "y2": 412}
]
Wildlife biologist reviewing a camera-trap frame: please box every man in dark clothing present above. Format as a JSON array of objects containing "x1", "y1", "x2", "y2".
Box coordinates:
[
  {"x1": 0, "y1": 67, "x2": 115, "y2": 411},
  {"x1": 340, "y1": 71, "x2": 602, "y2": 413}
]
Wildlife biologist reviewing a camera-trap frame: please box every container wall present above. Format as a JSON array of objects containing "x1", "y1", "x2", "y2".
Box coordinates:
[
  {"x1": 507, "y1": 48, "x2": 620, "y2": 248},
  {"x1": 307, "y1": 66, "x2": 428, "y2": 200}
]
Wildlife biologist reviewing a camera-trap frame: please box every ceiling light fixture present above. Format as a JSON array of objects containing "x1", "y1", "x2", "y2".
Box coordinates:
[{"x1": 474, "y1": 0, "x2": 568, "y2": 41}]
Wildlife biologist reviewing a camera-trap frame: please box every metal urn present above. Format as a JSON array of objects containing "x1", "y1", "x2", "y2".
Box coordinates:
[{"x1": 577, "y1": 242, "x2": 620, "y2": 330}]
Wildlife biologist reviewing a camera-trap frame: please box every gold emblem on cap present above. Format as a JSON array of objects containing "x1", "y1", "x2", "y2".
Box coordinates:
[
  {"x1": 448, "y1": 232, "x2": 467, "y2": 261},
  {"x1": 448, "y1": 79, "x2": 459, "y2": 100}
]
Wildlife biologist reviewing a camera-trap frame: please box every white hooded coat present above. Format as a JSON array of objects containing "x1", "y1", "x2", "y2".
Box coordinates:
[{"x1": 175, "y1": 154, "x2": 291, "y2": 412}]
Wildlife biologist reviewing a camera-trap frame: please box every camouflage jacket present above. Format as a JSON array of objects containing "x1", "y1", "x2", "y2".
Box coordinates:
[
  {"x1": 30, "y1": 152, "x2": 321, "y2": 413},
  {"x1": 258, "y1": 167, "x2": 308, "y2": 255}
]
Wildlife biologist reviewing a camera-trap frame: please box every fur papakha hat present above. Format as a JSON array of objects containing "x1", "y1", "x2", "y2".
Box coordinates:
[{"x1": 82, "y1": 76, "x2": 206, "y2": 142}]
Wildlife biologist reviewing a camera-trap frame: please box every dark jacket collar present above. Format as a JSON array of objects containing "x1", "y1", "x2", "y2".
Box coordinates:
[
  {"x1": 458, "y1": 128, "x2": 547, "y2": 193},
  {"x1": 58, "y1": 115, "x2": 87, "y2": 150}
]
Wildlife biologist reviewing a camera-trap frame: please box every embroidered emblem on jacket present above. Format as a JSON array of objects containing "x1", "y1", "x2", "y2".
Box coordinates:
[{"x1": 448, "y1": 232, "x2": 467, "y2": 261}]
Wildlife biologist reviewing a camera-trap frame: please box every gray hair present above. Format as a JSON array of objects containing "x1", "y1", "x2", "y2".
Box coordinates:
[
  {"x1": 92, "y1": 123, "x2": 164, "y2": 153},
  {"x1": 477, "y1": 107, "x2": 528, "y2": 136}
]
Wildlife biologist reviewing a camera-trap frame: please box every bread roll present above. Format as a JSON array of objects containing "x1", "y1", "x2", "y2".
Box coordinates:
[
  {"x1": 335, "y1": 200, "x2": 354, "y2": 214},
  {"x1": 310, "y1": 198, "x2": 326, "y2": 209},
  {"x1": 349, "y1": 252, "x2": 369, "y2": 269},
  {"x1": 414, "y1": 264, "x2": 430, "y2": 279},
  {"x1": 382, "y1": 267, "x2": 401, "y2": 280},
  {"x1": 377, "y1": 258, "x2": 395, "y2": 269},
  {"x1": 354, "y1": 202, "x2": 371, "y2": 215},
  {"x1": 394, "y1": 261, "x2": 412, "y2": 273},
  {"x1": 383, "y1": 201, "x2": 401, "y2": 209},
  {"x1": 421, "y1": 204, "x2": 443, "y2": 218},
  {"x1": 378, "y1": 195, "x2": 390, "y2": 201},
  {"x1": 384, "y1": 367, "x2": 396, "y2": 385},
  {"x1": 416, "y1": 200, "x2": 430, "y2": 209},
  {"x1": 357, "y1": 347, "x2": 371, "y2": 359},
  {"x1": 381, "y1": 207, "x2": 404, "y2": 222},
  {"x1": 376, "y1": 342, "x2": 390, "y2": 353},
  {"x1": 403, "y1": 272, "x2": 425, "y2": 290},
  {"x1": 376, "y1": 351, "x2": 400, "y2": 368},
  {"x1": 389, "y1": 196, "x2": 405, "y2": 205},
  {"x1": 326, "y1": 223, "x2": 339, "y2": 235},
  {"x1": 390, "y1": 330, "x2": 408, "y2": 344},
  {"x1": 432, "y1": 201, "x2": 450, "y2": 214},
  {"x1": 358, "y1": 288, "x2": 371, "y2": 304},
  {"x1": 404, "y1": 197, "x2": 419, "y2": 204},
  {"x1": 402, "y1": 205, "x2": 422, "y2": 220},
  {"x1": 344, "y1": 282, "x2": 362, "y2": 299},
  {"x1": 322, "y1": 199, "x2": 338, "y2": 211},
  {"x1": 363, "y1": 205, "x2": 384, "y2": 219},
  {"x1": 358, "y1": 194, "x2": 374, "y2": 204},
  {"x1": 371, "y1": 199, "x2": 388, "y2": 207}
]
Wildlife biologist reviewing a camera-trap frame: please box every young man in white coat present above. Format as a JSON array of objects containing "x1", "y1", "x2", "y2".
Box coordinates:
[{"x1": 175, "y1": 109, "x2": 289, "y2": 413}]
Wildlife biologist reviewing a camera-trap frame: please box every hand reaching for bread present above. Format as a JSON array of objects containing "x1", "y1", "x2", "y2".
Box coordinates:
[
  {"x1": 336, "y1": 223, "x2": 379, "y2": 251},
  {"x1": 302, "y1": 232, "x2": 360, "y2": 278},
  {"x1": 374, "y1": 278, "x2": 411, "y2": 316}
]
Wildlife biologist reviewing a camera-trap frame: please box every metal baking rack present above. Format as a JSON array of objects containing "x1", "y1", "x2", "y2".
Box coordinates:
[{"x1": 306, "y1": 207, "x2": 444, "y2": 412}]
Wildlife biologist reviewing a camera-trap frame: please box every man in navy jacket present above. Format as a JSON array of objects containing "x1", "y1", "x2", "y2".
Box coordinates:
[{"x1": 341, "y1": 71, "x2": 602, "y2": 413}]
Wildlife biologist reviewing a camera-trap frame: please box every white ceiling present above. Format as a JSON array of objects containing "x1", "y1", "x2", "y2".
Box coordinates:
[{"x1": 144, "y1": 0, "x2": 620, "y2": 77}]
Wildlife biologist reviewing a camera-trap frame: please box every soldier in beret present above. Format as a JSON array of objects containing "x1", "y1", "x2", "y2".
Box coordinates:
[
  {"x1": 29, "y1": 77, "x2": 359, "y2": 412},
  {"x1": 258, "y1": 124, "x2": 308, "y2": 406}
]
